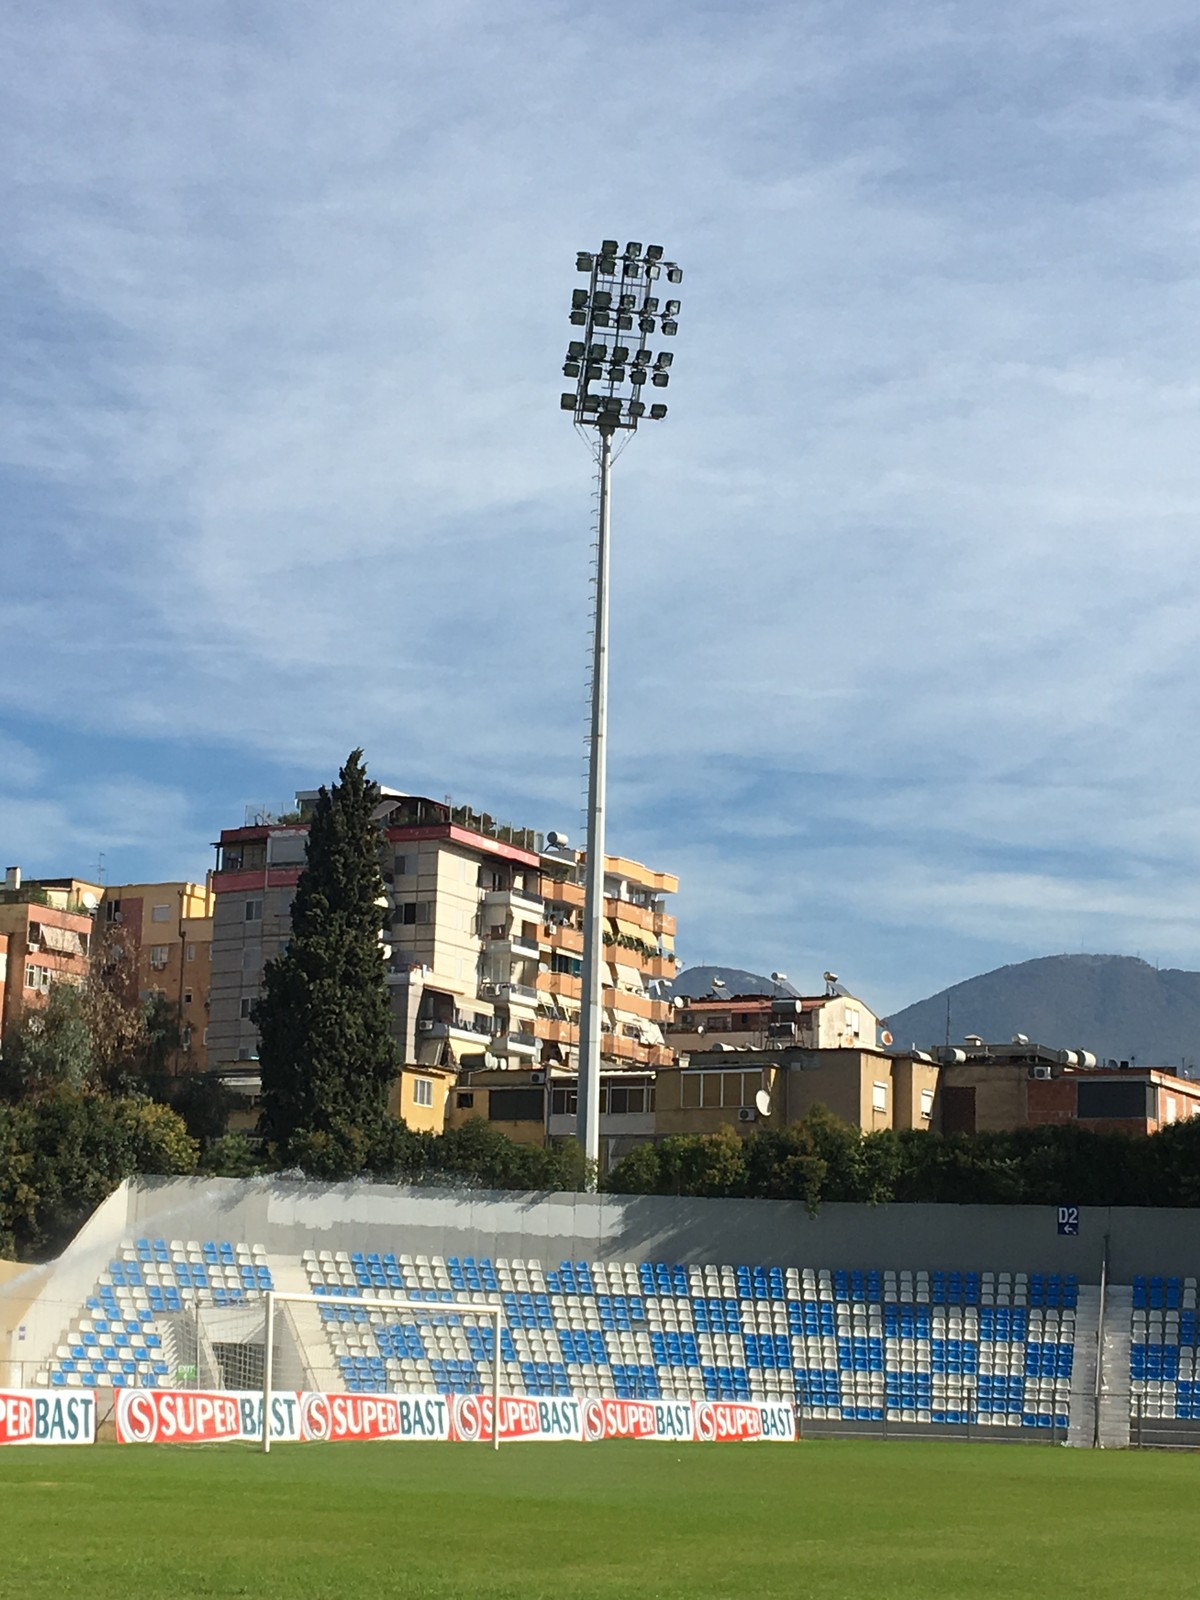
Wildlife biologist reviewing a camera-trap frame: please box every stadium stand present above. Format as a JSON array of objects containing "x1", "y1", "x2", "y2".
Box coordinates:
[
  {"x1": 301, "y1": 1251, "x2": 1077, "y2": 1428},
  {"x1": 1129, "y1": 1274, "x2": 1200, "y2": 1421},
  {"x1": 38, "y1": 1236, "x2": 273, "y2": 1390}
]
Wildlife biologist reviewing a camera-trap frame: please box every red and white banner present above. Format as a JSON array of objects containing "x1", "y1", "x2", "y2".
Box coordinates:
[
  {"x1": 0, "y1": 1390, "x2": 95, "y2": 1446},
  {"x1": 299, "y1": 1392, "x2": 450, "y2": 1442},
  {"x1": 693, "y1": 1400, "x2": 796, "y2": 1442},
  {"x1": 110, "y1": 1389, "x2": 794, "y2": 1445},
  {"x1": 450, "y1": 1393, "x2": 583, "y2": 1443},
  {"x1": 583, "y1": 1398, "x2": 696, "y2": 1442},
  {"x1": 114, "y1": 1389, "x2": 302, "y2": 1444}
]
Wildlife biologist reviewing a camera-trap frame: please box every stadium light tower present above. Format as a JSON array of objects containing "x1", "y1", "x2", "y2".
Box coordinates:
[{"x1": 560, "y1": 239, "x2": 684, "y2": 1176}]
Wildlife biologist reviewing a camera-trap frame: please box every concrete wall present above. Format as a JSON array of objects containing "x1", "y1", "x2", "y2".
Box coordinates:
[{"x1": 9, "y1": 1174, "x2": 1200, "y2": 1375}]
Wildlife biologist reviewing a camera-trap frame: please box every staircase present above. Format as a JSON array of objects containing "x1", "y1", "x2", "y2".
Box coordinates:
[
  {"x1": 266, "y1": 1259, "x2": 332, "y2": 1391},
  {"x1": 1066, "y1": 1286, "x2": 1100, "y2": 1447},
  {"x1": 1096, "y1": 1285, "x2": 1132, "y2": 1449}
]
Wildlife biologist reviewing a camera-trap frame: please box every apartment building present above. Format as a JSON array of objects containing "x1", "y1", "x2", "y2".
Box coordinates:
[
  {"x1": 0, "y1": 869, "x2": 94, "y2": 1042},
  {"x1": 97, "y1": 881, "x2": 215, "y2": 1072},
  {"x1": 665, "y1": 988, "x2": 881, "y2": 1054},
  {"x1": 205, "y1": 789, "x2": 680, "y2": 1103}
]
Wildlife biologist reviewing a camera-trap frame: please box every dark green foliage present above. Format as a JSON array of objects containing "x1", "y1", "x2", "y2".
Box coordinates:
[
  {"x1": 199, "y1": 1131, "x2": 263, "y2": 1179},
  {"x1": 0, "y1": 982, "x2": 94, "y2": 1100},
  {"x1": 255, "y1": 750, "x2": 399, "y2": 1166},
  {"x1": 604, "y1": 1106, "x2": 1200, "y2": 1209},
  {"x1": 0, "y1": 1090, "x2": 197, "y2": 1260}
]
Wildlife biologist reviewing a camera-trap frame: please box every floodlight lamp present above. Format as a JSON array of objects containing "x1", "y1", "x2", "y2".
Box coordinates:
[
  {"x1": 598, "y1": 256, "x2": 618, "y2": 276},
  {"x1": 568, "y1": 340, "x2": 586, "y2": 358},
  {"x1": 645, "y1": 244, "x2": 664, "y2": 260},
  {"x1": 563, "y1": 361, "x2": 581, "y2": 378},
  {"x1": 576, "y1": 253, "x2": 594, "y2": 272},
  {"x1": 569, "y1": 310, "x2": 587, "y2": 326},
  {"x1": 560, "y1": 394, "x2": 577, "y2": 410},
  {"x1": 593, "y1": 291, "x2": 612, "y2": 309},
  {"x1": 622, "y1": 261, "x2": 640, "y2": 279},
  {"x1": 654, "y1": 351, "x2": 673, "y2": 368},
  {"x1": 651, "y1": 370, "x2": 669, "y2": 387},
  {"x1": 593, "y1": 309, "x2": 611, "y2": 327},
  {"x1": 630, "y1": 369, "x2": 646, "y2": 385},
  {"x1": 639, "y1": 316, "x2": 655, "y2": 333},
  {"x1": 586, "y1": 363, "x2": 603, "y2": 380},
  {"x1": 572, "y1": 289, "x2": 589, "y2": 309},
  {"x1": 665, "y1": 299, "x2": 681, "y2": 316},
  {"x1": 582, "y1": 395, "x2": 600, "y2": 411},
  {"x1": 650, "y1": 403, "x2": 667, "y2": 419},
  {"x1": 661, "y1": 319, "x2": 678, "y2": 336},
  {"x1": 617, "y1": 314, "x2": 633, "y2": 330},
  {"x1": 628, "y1": 400, "x2": 645, "y2": 417},
  {"x1": 645, "y1": 263, "x2": 661, "y2": 279},
  {"x1": 619, "y1": 293, "x2": 636, "y2": 310},
  {"x1": 588, "y1": 343, "x2": 606, "y2": 359},
  {"x1": 610, "y1": 366, "x2": 626, "y2": 382},
  {"x1": 667, "y1": 266, "x2": 682, "y2": 283},
  {"x1": 636, "y1": 347, "x2": 652, "y2": 363},
  {"x1": 612, "y1": 345, "x2": 630, "y2": 362},
  {"x1": 601, "y1": 239, "x2": 619, "y2": 254},
  {"x1": 645, "y1": 297, "x2": 660, "y2": 312},
  {"x1": 625, "y1": 241, "x2": 642, "y2": 257}
]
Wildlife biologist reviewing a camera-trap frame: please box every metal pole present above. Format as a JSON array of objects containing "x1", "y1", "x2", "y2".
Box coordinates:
[
  {"x1": 262, "y1": 1291, "x2": 275, "y2": 1455},
  {"x1": 492, "y1": 1309, "x2": 501, "y2": 1452},
  {"x1": 577, "y1": 425, "x2": 613, "y2": 1177}
]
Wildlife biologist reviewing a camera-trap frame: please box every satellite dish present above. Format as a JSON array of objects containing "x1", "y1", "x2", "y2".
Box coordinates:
[
  {"x1": 754, "y1": 1088, "x2": 772, "y2": 1117},
  {"x1": 880, "y1": 1030, "x2": 894, "y2": 1047},
  {"x1": 81, "y1": 892, "x2": 99, "y2": 911}
]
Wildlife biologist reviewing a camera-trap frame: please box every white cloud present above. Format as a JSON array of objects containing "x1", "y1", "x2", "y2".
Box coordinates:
[{"x1": 3, "y1": 0, "x2": 1200, "y2": 1013}]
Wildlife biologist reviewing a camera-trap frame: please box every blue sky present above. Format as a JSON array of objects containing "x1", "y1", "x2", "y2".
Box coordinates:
[{"x1": 4, "y1": 0, "x2": 1200, "y2": 1016}]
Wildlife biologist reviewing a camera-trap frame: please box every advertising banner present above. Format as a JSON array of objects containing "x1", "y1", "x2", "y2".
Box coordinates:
[
  {"x1": 0, "y1": 1390, "x2": 95, "y2": 1446},
  {"x1": 299, "y1": 1392, "x2": 451, "y2": 1443},
  {"x1": 114, "y1": 1389, "x2": 302, "y2": 1445},
  {"x1": 693, "y1": 1400, "x2": 796, "y2": 1442},
  {"x1": 583, "y1": 1398, "x2": 696, "y2": 1442},
  {"x1": 450, "y1": 1393, "x2": 583, "y2": 1443}
]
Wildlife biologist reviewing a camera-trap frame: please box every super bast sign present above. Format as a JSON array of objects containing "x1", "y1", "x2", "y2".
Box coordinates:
[
  {"x1": 451, "y1": 1393, "x2": 582, "y2": 1442},
  {"x1": 115, "y1": 1390, "x2": 302, "y2": 1444},
  {"x1": 299, "y1": 1392, "x2": 450, "y2": 1442},
  {"x1": 0, "y1": 1390, "x2": 95, "y2": 1446}
]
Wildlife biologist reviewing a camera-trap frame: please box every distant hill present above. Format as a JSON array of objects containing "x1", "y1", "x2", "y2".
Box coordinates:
[
  {"x1": 886, "y1": 955, "x2": 1200, "y2": 1068},
  {"x1": 667, "y1": 965, "x2": 800, "y2": 1000}
]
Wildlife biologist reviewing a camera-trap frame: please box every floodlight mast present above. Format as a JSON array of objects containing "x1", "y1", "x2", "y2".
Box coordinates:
[{"x1": 560, "y1": 240, "x2": 682, "y2": 1178}]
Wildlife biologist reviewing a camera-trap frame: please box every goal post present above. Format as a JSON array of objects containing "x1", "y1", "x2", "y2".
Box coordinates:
[{"x1": 261, "y1": 1290, "x2": 503, "y2": 1452}]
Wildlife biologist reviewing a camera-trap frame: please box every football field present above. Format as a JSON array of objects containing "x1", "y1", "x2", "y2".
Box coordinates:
[{"x1": 1, "y1": 1438, "x2": 1196, "y2": 1600}]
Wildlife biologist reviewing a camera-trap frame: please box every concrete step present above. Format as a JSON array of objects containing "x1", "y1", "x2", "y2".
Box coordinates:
[
  {"x1": 1066, "y1": 1286, "x2": 1100, "y2": 1448},
  {"x1": 266, "y1": 1260, "x2": 331, "y2": 1391},
  {"x1": 1098, "y1": 1285, "x2": 1132, "y2": 1449}
]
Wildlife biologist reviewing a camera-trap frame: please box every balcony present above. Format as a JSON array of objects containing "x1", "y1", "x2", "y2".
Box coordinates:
[
  {"x1": 420, "y1": 1016, "x2": 493, "y2": 1040},
  {"x1": 484, "y1": 981, "x2": 538, "y2": 1011},
  {"x1": 543, "y1": 923, "x2": 584, "y2": 954},
  {"x1": 541, "y1": 877, "x2": 585, "y2": 909},
  {"x1": 536, "y1": 1017, "x2": 579, "y2": 1045},
  {"x1": 482, "y1": 886, "x2": 544, "y2": 916},
  {"x1": 539, "y1": 971, "x2": 582, "y2": 1000},
  {"x1": 485, "y1": 933, "x2": 541, "y2": 958},
  {"x1": 642, "y1": 955, "x2": 678, "y2": 981},
  {"x1": 492, "y1": 1030, "x2": 539, "y2": 1058}
]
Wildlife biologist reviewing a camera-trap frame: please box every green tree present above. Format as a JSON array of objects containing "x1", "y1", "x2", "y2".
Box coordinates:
[
  {"x1": 255, "y1": 749, "x2": 399, "y2": 1165},
  {"x1": 0, "y1": 982, "x2": 95, "y2": 1100}
]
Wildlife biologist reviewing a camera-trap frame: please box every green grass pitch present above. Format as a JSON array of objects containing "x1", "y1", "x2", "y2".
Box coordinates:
[{"x1": 2, "y1": 1439, "x2": 1198, "y2": 1600}]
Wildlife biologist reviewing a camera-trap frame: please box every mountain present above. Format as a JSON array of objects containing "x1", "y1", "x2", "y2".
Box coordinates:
[
  {"x1": 885, "y1": 955, "x2": 1200, "y2": 1068},
  {"x1": 667, "y1": 965, "x2": 800, "y2": 1000}
]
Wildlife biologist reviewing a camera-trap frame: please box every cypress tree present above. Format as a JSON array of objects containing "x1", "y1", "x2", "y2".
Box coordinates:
[{"x1": 256, "y1": 750, "x2": 398, "y2": 1163}]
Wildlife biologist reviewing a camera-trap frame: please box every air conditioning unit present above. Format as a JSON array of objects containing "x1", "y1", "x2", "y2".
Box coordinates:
[
  {"x1": 1031, "y1": 1064, "x2": 1052, "y2": 1080},
  {"x1": 737, "y1": 1107, "x2": 756, "y2": 1123},
  {"x1": 417, "y1": 1020, "x2": 435, "y2": 1033},
  {"x1": 530, "y1": 1071, "x2": 546, "y2": 1085}
]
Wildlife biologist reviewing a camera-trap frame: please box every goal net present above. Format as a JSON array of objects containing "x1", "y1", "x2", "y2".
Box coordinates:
[{"x1": 261, "y1": 1290, "x2": 502, "y2": 1450}]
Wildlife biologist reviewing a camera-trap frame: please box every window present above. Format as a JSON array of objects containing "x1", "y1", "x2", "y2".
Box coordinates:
[
  {"x1": 186, "y1": 943, "x2": 196, "y2": 962},
  {"x1": 105, "y1": 899, "x2": 122, "y2": 923},
  {"x1": 920, "y1": 1088, "x2": 935, "y2": 1120},
  {"x1": 412, "y1": 1077, "x2": 434, "y2": 1108},
  {"x1": 393, "y1": 855, "x2": 408, "y2": 877},
  {"x1": 1077, "y1": 1080, "x2": 1153, "y2": 1120},
  {"x1": 149, "y1": 945, "x2": 169, "y2": 969},
  {"x1": 488, "y1": 1087, "x2": 544, "y2": 1123},
  {"x1": 180, "y1": 1025, "x2": 192, "y2": 1049},
  {"x1": 551, "y1": 1087, "x2": 578, "y2": 1117},
  {"x1": 846, "y1": 1007, "x2": 860, "y2": 1035},
  {"x1": 394, "y1": 901, "x2": 431, "y2": 926},
  {"x1": 202, "y1": 1027, "x2": 210, "y2": 1045},
  {"x1": 245, "y1": 898, "x2": 263, "y2": 923},
  {"x1": 1166, "y1": 1097, "x2": 1178, "y2": 1124},
  {"x1": 679, "y1": 1071, "x2": 758, "y2": 1110},
  {"x1": 24, "y1": 962, "x2": 52, "y2": 992},
  {"x1": 151, "y1": 904, "x2": 171, "y2": 923},
  {"x1": 872, "y1": 1081, "x2": 888, "y2": 1112},
  {"x1": 183, "y1": 989, "x2": 193, "y2": 1005},
  {"x1": 456, "y1": 1092, "x2": 474, "y2": 1110},
  {"x1": 240, "y1": 996, "x2": 256, "y2": 1018}
]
